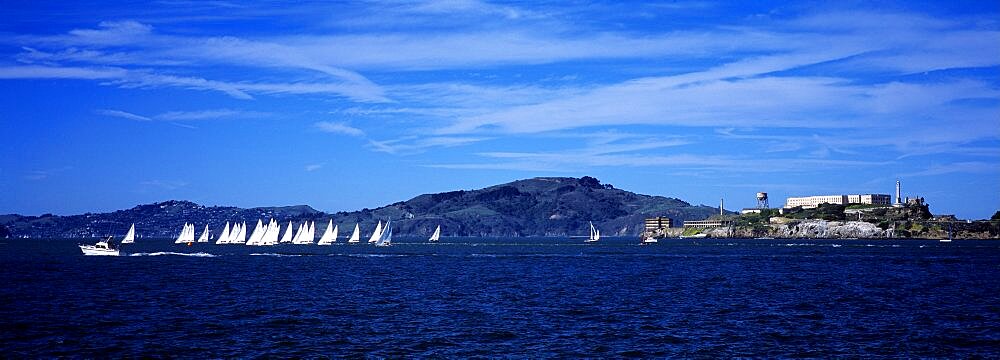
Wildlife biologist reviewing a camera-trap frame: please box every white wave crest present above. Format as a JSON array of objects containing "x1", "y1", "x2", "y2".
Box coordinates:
[{"x1": 129, "y1": 252, "x2": 217, "y2": 257}]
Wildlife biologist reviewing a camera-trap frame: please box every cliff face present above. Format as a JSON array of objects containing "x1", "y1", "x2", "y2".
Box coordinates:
[
  {"x1": 697, "y1": 220, "x2": 891, "y2": 239},
  {"x1": 1, "y1": 177, "x2": 719, "y2": 238},
  {"x1": 767, "y1": 220, "x2": 890, "y2": 238}
]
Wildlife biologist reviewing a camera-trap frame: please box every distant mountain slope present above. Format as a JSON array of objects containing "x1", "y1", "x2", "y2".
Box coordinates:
[
  {"x1": 1, "y1": 177, "x2": 720, "y2": 238},
  {"x1": 367, "y1": 176, "x2": 719, "y2": 236}
]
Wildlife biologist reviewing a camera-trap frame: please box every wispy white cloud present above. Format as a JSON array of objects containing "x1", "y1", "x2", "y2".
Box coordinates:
[
  {"x1": 368, "y1": 136, "x2": 490, "y2": 155},
  {"x1": 900, "y1": 162, "x2": 1000, "y2": 178},
  {"x1": 0, "y1": 63, "x2": 387, "y2": 102},
  {"x1": 0, "y1": 65, "x2": 127, "y2": 79},
  {"x1": 157, "y1": 109, "x2": 266, "y2": 121},
  {"x1": 431, "y1": 150, "x2": 890, "y2": 173},
  {"x1": 96, "y1": 109, "x2": 152, "y2": 121},
  {"x1": 139, "y1": 179, "x2": 188, "y2": 190},
  {"x1": 315, "y1": 121, "x2": 365, "y2": 137},
  {"x1": 96, "y1": 108, "x2": 267, "y2": 122},
  {"x1": 65, "y1": 20, "x2": 155, "y2": 46},
  {"x1": 24, "y1": 166, "x2": 73, "y2": 181},
  {"x1": 305, "y1": 164, "x2": 323, "y2": 172},
  {"x1": 2, "y1": 7, "x2": 998, "y2": 178}
]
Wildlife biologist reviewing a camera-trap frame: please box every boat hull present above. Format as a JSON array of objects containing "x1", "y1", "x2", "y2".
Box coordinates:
[{"x1": 79, "y1": 245, "x2": 119, "y2": 256}]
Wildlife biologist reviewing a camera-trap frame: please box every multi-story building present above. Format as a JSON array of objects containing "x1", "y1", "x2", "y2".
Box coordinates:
[
  {"x1": 644, "y1": 217, "x2": 673, "y2": 231},
  {"x1": 785, "y1": 195, "x2": 848, "y2": 208},
  {"x1": 785, "y1": 194, "x2": 892, "y2": 209}
]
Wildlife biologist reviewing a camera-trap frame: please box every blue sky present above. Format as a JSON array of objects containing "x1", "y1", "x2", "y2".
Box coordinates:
[{"x1": 1, "y1": 1, "x2": 998, "y2": 219}]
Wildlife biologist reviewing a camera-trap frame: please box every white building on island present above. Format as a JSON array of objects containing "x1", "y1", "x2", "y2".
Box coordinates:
[{"x1": 785, "y1": 193, "x2": 891, "y2": 209}]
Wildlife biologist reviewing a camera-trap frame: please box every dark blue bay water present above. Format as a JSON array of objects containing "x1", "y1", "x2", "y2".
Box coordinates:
[{"x1": 2, "y1": 237, "x2": 999, "y2": 357}]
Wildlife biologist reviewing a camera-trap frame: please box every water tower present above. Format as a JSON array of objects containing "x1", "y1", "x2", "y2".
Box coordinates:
[{"x1": 756, "y1": 192, "x2": 769, "y2": 210}]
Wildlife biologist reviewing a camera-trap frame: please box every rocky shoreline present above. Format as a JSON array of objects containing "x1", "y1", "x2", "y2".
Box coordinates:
[{"x1": 645, "y1": 219, "x2": 999, "y2": 240}]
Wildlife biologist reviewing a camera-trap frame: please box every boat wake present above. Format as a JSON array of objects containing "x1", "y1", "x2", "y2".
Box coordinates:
[{"x1": 129, "y1": 252, "x2": 217, "y2": 257}]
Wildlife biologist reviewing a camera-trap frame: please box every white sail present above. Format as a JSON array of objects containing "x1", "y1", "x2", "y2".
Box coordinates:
[
  {"x1": 227, "y1": 222, "x2": 239, "y2": 244},
  {"x1": 348, "y1": 223, "x2": 361, "y2": 243},
  {"x1": 175, "y1": 223, "x2": 184, "y2": 244},
  {"x1": 429, "y1": 225, "x2": 441, "y2": 242},
  {"x1": 317, "y1": 220, "x2": 336, "y2": 245},
  {"x1": 586, "y1": 221, "x2": 600, "y2": 242},
  {"x1": 261, "y1": 219, "x2": 279, "y2": 246},
  {"x1": 175, "y1": 223, "x2": 195, "y2": 243},
  {"x1": 121, "y1": 223, "x2": 136, "y2": 244},
  {"x1": 259, "y1": 220, "x2": 271, "y2": 246},
  {"x1": 375, "y1": 220, "x2": 392, "y2": 247},
  {"x1": 280, "y1": 221, "x2": 294, "y2": 243},
  {"x1": 291, "y1": 222, "x2": 304, "y2": 244},
  {"x1": 233, "y1": 221, "x2": 247, "y2": 244},
  {"x1": 198, "y1": 224, "x2": 210, "y2": 243},
  {"x1": 269, "y1": 219, "x2": 280, "y2": 245},
  {"x1": 216, "y1": 222, "x2": 230, "y2": 244},
  {"x1": 292, "y1": 221, "x2": 311, "y2": 244},
  {"x1": 368, "y1": 221, "x2": 383, "y2": 243},
  {"x1": 246, "y1": 219, "x2": 264, "y2": 246},
  {"x1": 299, "y1": 221, "x2": 314, "y2": 244}
]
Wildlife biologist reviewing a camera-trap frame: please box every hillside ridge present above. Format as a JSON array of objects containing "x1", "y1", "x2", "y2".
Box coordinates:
[{"x1": 1, "y1": 176, "x2": 719, "y2": 238}]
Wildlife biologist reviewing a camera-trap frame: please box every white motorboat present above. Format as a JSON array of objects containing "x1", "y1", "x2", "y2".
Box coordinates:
[
  {"x1": 679, "y1": 233, "x2": 707, "y2": 239},
  {"x1": 80, "y1": 237, "x2": 120, "y2": 256}
]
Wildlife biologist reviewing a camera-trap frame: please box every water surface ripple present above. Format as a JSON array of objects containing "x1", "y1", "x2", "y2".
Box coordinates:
[{"x1": 2, "y1": 238, "x2": 998, "y2": 357}]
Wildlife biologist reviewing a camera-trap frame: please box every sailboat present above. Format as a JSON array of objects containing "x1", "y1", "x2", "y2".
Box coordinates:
[
  {"x1": 197, "y1": 224, "x2": 210, "y2": 243},
  {"x1": 216, "y1": 222, "x2": 231, "y2": 244},
  {"x1": 941, "y1": 223, "x2": 953, "y2": 242},
  {"x1": 232, "y1": 221, "x2": 247, "y2": 244},
  {"x1": 348, "y1": 223, "x2": 361, "y2": 243},
  {"x1": 291, "y1": 222, "x2": 304, "y2": 244},
  {"x1": 261, "y1": 219, "x2": 280, "y2": 246},
  {"x1": 429, "y1": 225, "x2": 441, "y2": 242},
  {"x1": 585, "y1": 221, "x2": 600, "y2": 243},
  {"x1": 246, "y1": 219, "x2": 265, "y2": 246},
  {"x1": 375, "y1": 220, "x2": 393, "y2": 247},
  {"x1": 121, "y1": 223, "x2": 136, "y2": 244},
  {"x1": 317, "y1": 220, "x2": 337, "y2": 245},
  {"x1": 368, "y1": 221, "x2": 383, "y2": 243},
  {"x1": 175, "y1": 223, "x2": 196, "y2": 244},
  {"x1": 293, "y1": 221, "x2": 315, "y2": 245},
  {"x1": 280, "y1": 221, "x2": 294, "y2": 243}
]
